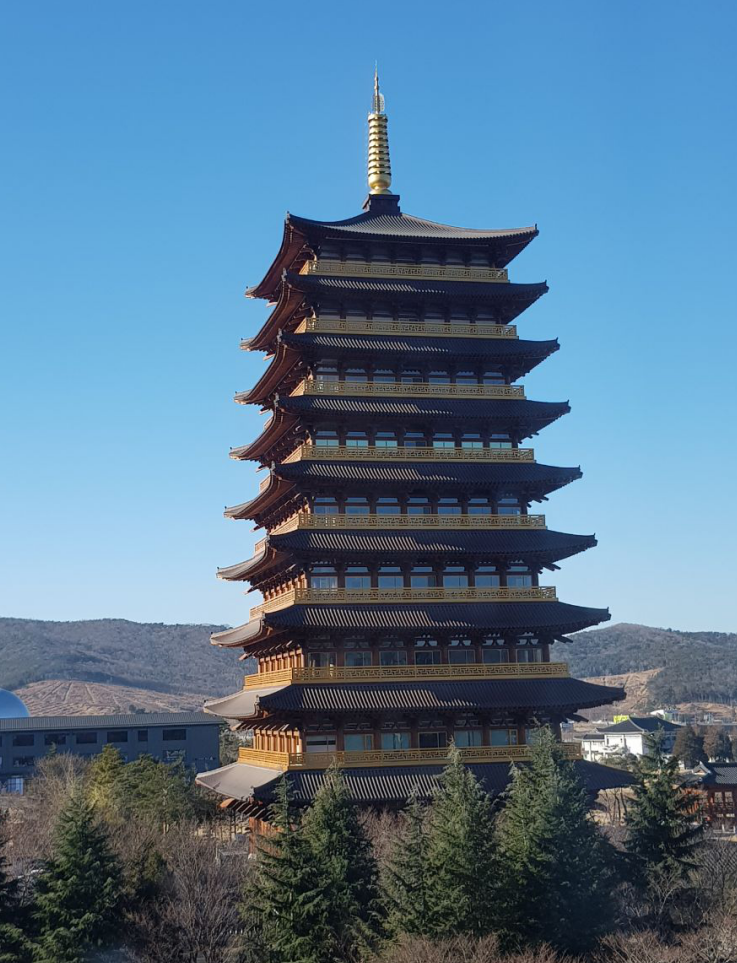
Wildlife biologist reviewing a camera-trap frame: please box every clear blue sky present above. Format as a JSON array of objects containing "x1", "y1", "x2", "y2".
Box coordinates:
[{"x1": 1, "y1": 1, "x2": 736, "y2": 633}]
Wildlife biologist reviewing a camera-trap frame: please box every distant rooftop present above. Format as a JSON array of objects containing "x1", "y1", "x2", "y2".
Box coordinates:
[
  {"x1": 598, "y1": 716, "x2": 681, "y2": 735},
  {"x1": 0, "y1": 711, "x2": 220, "y2": 733}
]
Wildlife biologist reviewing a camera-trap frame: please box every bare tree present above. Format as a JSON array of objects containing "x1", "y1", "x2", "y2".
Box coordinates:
[{"x1": 375, "y1": 935, "x2": 576, "y2": 963}]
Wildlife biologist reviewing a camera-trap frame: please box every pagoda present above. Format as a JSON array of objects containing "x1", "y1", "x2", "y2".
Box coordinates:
[{"x1": 197, "y1": 75, "x2": 628, "y2": 821}]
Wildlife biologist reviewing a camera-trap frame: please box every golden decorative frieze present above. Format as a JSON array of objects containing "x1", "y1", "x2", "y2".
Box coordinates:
[
  {"x1": 299, "y1": 258, "x2": 509, "y2": 284},
  {"x1": 290, "y1": 379, "x2": 526, "y2": 400},
  {"x1": 270, "y1": 513, "x2": 546, "y2": 535},
  {"x1": 238, "y1": 742, "x2": 581, "y2": 771},
  {"x1": 249, "y1": 585, "x2": 557, "y2": 619},
  {"x1": 245, "y1": 661, "x2": 569, "y2": 689},
  {"x1": 282, "y1": 444, "x2": 535, "y2": 465},
  {"x1": 296, "y1": 317, "x2": 518, "y2": 340}
]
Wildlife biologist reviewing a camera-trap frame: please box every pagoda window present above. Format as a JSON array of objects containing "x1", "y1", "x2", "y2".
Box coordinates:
[
  {"x1": 345, "y1": 733, "x2": 374, "y2": 752},
  {"x1": 378, "y1": 566, "x2": 403, "y2": 588},
  {"x1": 469, "y1": 249, "x2": 490, "y2": 266},
  {"x1": 437, "y1": 497, "x2": 462, "y2": 515},
  {"x1": 506, "y1": 563, "x2": 533, "y2": 588},
  {"x1": 373, "y1": 368, "x2": 396, "y2": 383},
  {"x1": 376, "y1": 497, "x2": 401, "y2": 515},
  {"x1": 432, "y1": 432, "x2": 455, "y2": 449},
  {"x1": 345, "y1": 367, "x2": 368, "y2": 383},
  {"x1": 418, "y1": 731, "x2": 448, "y2": 750},
  {"x1": 373, "y1": 301, "x2": 393, "y2": 318},
  {"x1": 475, "y1": 565, "x2": 500, "y2": 587},
  {"x1": 345, "y1": 496, "x2": 370, "y2": 515},
  {"x1": 454, "y1": 730, "x2": 483, "y2": 747},
  {"x1": 482, "y1": 648, "x2": 510, "y2": 664},
  {"x1": 400, "y1": 368, "x2": 423, "y2": 384},
  {"x1": 490, "y1": 434, "x2": 513, "y2": 450},
  {"x1": 371, "y1": 246, "x2": 391, "y2": 263},
  {"x1": 375, "y1": 431, "x2": 398, "y2": 448},
  {"x1": 497, "y1": 496, "x2": 521, "y2": 516},
  {"x1": 428, "y1": 368, "x2": 451, "y2": 384},
  {"x1": 442, "y1": 566, "x2": 469, "y2": 588},
  {"x1": 404, "y1": 432, "x2": 427, "y2": 449},
  {"x1": 345, "y1": 651, "x2": 372, "y2": 667},
  {"x1": 461, "y1": 433, "x2": 483, "y2": 449},
  {"x1": 314, "y1": 429, "x2": 339, "y2": 447},
  {"x1": 345, "y1": 243, "x2": 367, "y2": 261},
  {"x1": 381, "y1": 732, "x2": 411, "y2": 750},
  {"x1": 468, "y1": 497, "x2": 492, "y2": 515},
  {"x1": 456, "y1": 370, "x2": 479, "y2": 385},
  {"x1": 517, "y1": 648, "x2": 543, "y2": 663},
  {"x1": 483, "y1": 370, "x2": 505, "y2": 385},
  {"x1": 449, "y1": 309, "x2": 471, "y2": 323},
  {"x1": 415, "y1": 648, "x2": 441, "y2": 665},
  {"x1": 314, "y1": 363, "x2": 339, "y2": 382},
  {"x1": 306, "y1": 651, "x2": 336, "y2": 668},
  {"x1": 310, "y1": 566, "x2": 338, "y2": 589},
  {"x1": 345, "y1": 566, "x2": 371, "y2": 590},
  {"x1": 410, "y1": 566, "x2": 437, "y2": 589},
  {"x1": 490, "y1": 729, "x2": 519, "y2": 747},
  {"x1": 305, "y1": 734, "x2": 337, "y2": 753},
  {"x1": 313, "y1": 495, "x2": 339, "y2": 514},
  {"x1": 345, "y1": 431, "x2": 369, "y2": 448},
  {"x1": 476, "y1": 308, "x2": 497, "y2": 322},
  {"x1": 448, "y1": 638, "x2": 475, "y2": 664},
  {"x1": 380, "y1": 649, "x2": 408, "y2": 667},
  {"x1": 407, "y1": 496, "x2": 431, "y2": 514},
  {"x1": 424, "y1": 305, "x2": 445, "y2": 321}
]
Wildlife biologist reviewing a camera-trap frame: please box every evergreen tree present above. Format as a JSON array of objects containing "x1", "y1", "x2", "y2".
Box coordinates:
[
  {"x1": 115, "y1": 754, "x2": 195, "y2": 828},
  {"x1": 32, "y1": 792, "x2": 122, "y2": 963},
  {"x1": 424, "y1": 747, "x2": 496, "y2": 938},
  {"x1": 247, "y1": 776, "x2": 329, "y2": 963},
  {"x1": 301, "y1": 766, "x2": 384, "y2": 961},
  {"x1": 625, "y1": 731, "x2": 703, "y2": 884},
  {"x1": 702, "y1": 726, "x2": 733, "y2": 762},
  {"x1": 492, "y1": 727, "x2": 617, "y2": 954},
  {"x1": 382, "y1": 793, "x2": 429, "y2": 937},
  {"x1": 85, "y1": 744, "x2": 124, "y2": 819},
  {"x1": 672, "y1": 724, "x2": 707, "y2": 768},
  {"x1": 0, "y1": 815, "x2": 32, "y2": 963}
]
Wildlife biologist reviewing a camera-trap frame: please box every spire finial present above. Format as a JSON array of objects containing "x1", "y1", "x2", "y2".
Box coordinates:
[{"x1": 367, "y1": 67, "x2": 392, "y2": 195}]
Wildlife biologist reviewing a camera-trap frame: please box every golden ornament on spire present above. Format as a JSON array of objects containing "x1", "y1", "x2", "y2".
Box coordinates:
[{"x1": 367, "y1": 68, "x2": 392, "y2": 195}]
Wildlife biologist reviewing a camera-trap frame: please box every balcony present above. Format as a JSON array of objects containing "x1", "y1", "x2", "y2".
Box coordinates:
[
  {"x1": 270, "y1": 512, "x2": 546, "y2": 534},
  {"x1": 249, "y1": 585, "x2": 557, "y2": 619},
  {"x1": 281, "y1": 444, "x2": 535, "y2": 465},
  {"x1": 299, "y1": 259, "x2": 509, "y2": 284},
  {"x1": 295, "y1": 317, "x2": 518, "y2": 340},
  {"x1": 245, "y1": 662, "x2": 569, "y2": 688},
  {"x1": 237, "y1": 742, "x2": 582, "y2": 771},
  {"x1": 290, "y1": 379, "x2": 525, "y2": 400}
]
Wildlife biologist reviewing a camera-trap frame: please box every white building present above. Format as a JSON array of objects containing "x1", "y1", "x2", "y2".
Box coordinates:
[{"x1": 580, "y1": 716, "x2": 681, "y2": 763}]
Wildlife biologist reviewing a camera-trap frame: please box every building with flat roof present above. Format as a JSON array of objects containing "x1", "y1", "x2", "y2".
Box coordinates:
[{"x1": 0, "y1": 711, "x2": 221, "y2": 794}]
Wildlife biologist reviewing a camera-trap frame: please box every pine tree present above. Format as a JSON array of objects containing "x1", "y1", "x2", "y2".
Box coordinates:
[
  {"x1": 115, "y1": 754, "x2": 195, "y2": 828},
  {"x1": 424, "y1": 747, "x2": 496, "y2": 938},
  {"x1": 703, "y1": 727, "x2": 733, "y2": 762},
  {"x1": 492, "y1": 727, "x2": 617, "y2": 954},
  {"x1": 382, "y1": 793, "x2": 429, "y2": 937},
  {"x1": 301, "y1": 766, "x2": 384, "y2": 961},
  {"x1": 32, "y1": 792, "x2": 122, "y2": 963},
  {"x1": 85, "y1": 744, "x2": 124, "y2": 819},
  {"x1": 247, "y1": 776, "x2": 330, "y2": 963},
  {"x1": 672, "y1": 724, "x2": 707, "y2": 768},
  {"x1": 0, "y1": 815, "x2": 32, "y2": 963},
  {"x1": 625, "y1": 731, "x2": 703, "y2": 884}
]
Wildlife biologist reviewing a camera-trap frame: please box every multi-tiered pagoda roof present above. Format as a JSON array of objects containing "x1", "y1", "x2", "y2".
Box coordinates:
[{"x1": 196, "y1": 75, "x2": 629, "y2": 821}]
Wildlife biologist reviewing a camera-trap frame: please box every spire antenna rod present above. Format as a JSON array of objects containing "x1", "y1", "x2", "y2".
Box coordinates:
[{"x1": 367, "y1": 67, "x2": 392, "y2": 195}]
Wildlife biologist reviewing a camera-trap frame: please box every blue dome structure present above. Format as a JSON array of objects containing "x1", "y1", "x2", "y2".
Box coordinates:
[{"x1": 0, "y1": 689, "x2": 30, "y2": 719}]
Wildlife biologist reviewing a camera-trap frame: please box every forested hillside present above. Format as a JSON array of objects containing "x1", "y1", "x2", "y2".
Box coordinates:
[
  {"x1": 567, "y1": 623, "x2": 737, "y2": 706},
  {"x1": 0, "y1": 617, "x2": 241, "y2": 696}
]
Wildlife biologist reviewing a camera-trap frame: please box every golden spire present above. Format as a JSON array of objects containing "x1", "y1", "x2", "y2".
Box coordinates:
[{"x1": 367, "y1": 67, "x2": 392, "y2": 195}]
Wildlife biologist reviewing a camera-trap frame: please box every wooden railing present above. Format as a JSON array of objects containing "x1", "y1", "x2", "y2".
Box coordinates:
[
  {"x1": 249, "y1": 585, "x2": 557, "y2": 619},
  {"x1": 238, "y1": 743, "x2": 582, "y2": 770},
  {"x1": 290, "y1": 379, "x2": 525, "y2": 400},
  {"x1": 295, "y1": 317, "x2": 518, "y2": 340},
  {"x1": 299, "y1": 259, "x2": 509, "y2": 284},
  {"x1": 282, "y1": 444, "x2": 535, "y2": 465},
  {"x1": 270, "y1": 513, "x2": 546, "y2": 535},
  {"x1": 245, "y1": 662, "x2": 569, "y2": 688}
]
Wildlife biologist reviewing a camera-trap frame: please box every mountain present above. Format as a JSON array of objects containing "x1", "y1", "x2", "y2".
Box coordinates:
[
  {"x1": 567, "y1": 623, "x2": 737, "y2": 707},
  {"x1": 0, "y1": 618, "x2": 243, "y2": 705}
]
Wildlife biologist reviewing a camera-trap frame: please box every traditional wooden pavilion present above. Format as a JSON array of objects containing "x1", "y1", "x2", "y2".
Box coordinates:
[{"x1": 196, "y1": 75, "x2": 629, "y2": 820}]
